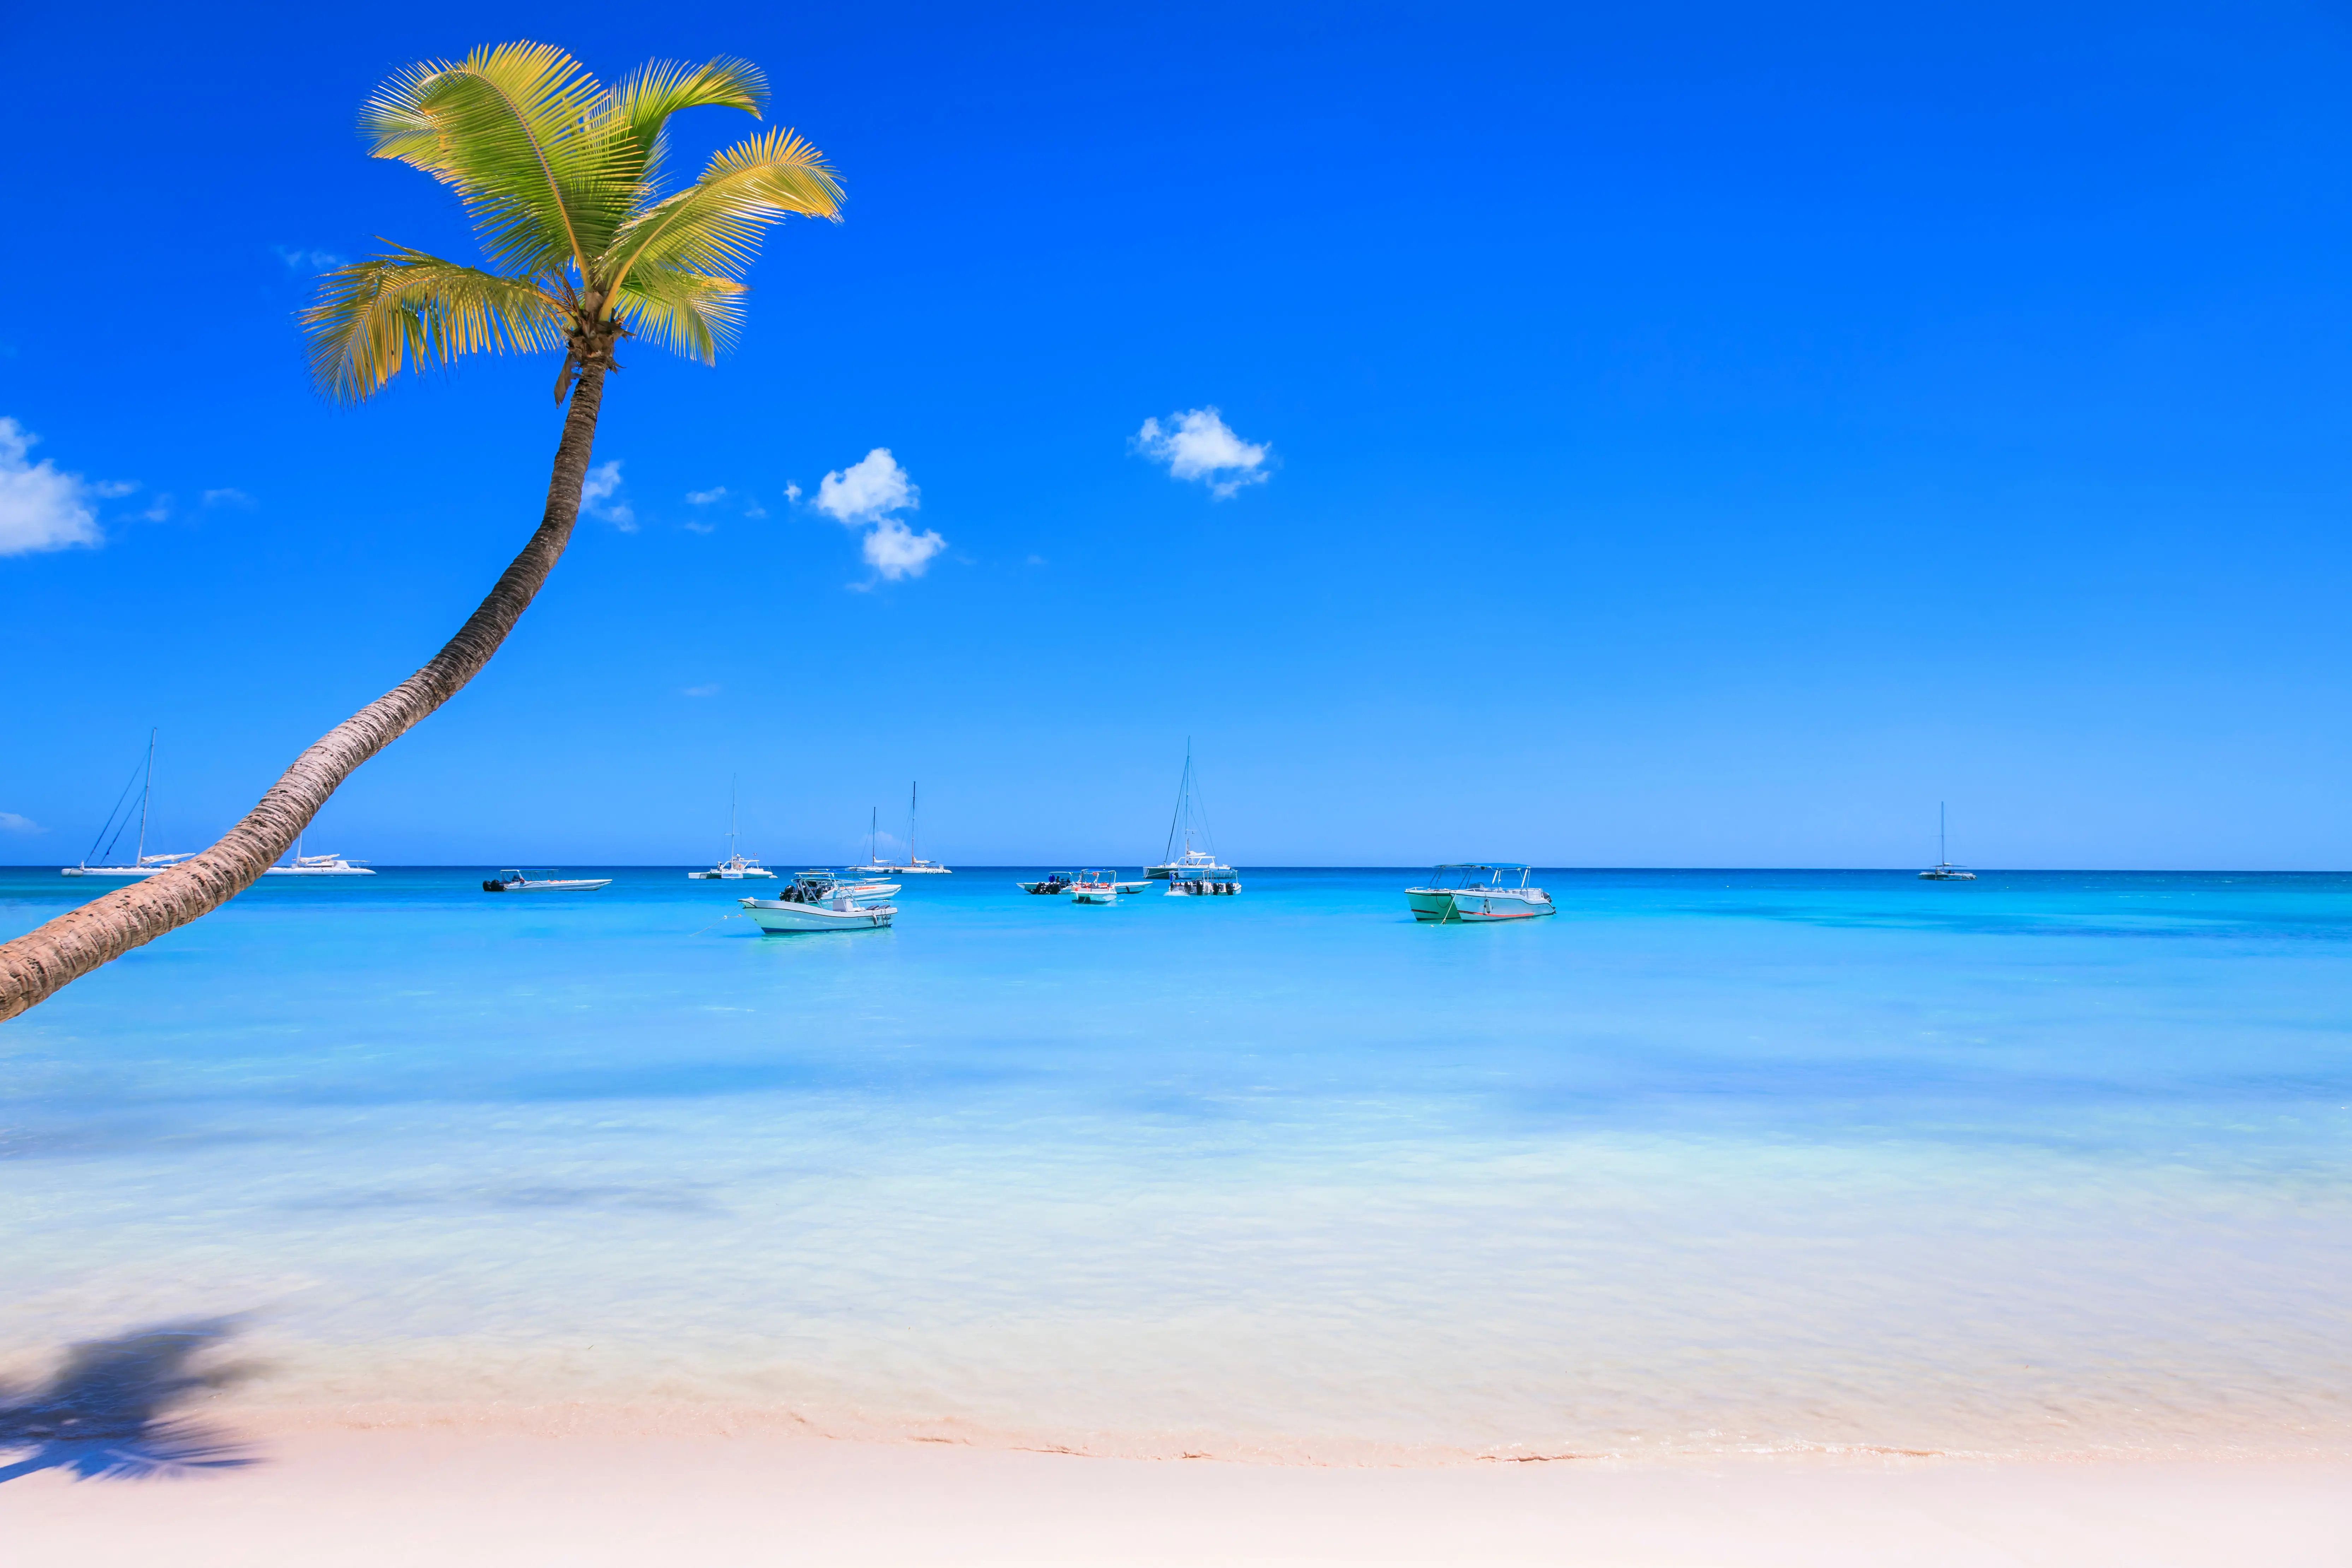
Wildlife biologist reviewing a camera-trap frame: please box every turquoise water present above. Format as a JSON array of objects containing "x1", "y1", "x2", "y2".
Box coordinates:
[{"x1": 3, "y1": 867, "x2": 2348, "y2": 1460}]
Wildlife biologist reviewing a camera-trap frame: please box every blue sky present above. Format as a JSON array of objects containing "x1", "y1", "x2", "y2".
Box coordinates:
[{"x1": 5, "y1": 0, "x2": 2351, "y2": 869}]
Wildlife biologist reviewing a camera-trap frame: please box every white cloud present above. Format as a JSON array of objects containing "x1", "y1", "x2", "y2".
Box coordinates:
[
  {"x1": 783, "y1": 482, "x2": 801, "y2": 503},
  {"x1": 683, "y1": 520, "x2": 716, "y2": 535},
  {"x1": 274, "y1": 246, "x2": 347, "y2": 272},
  {"x1": 682, "y1": 683, "x2": 722, "y2": 698},
  {"x1": 814, "y1": 448, "x2": 946, "y2": 581},
  {"x1": 1133, "y1": 407, "x2": 1272, "y2": 499},
  {"x1": 582, "y1": 460, "x2": 636, "y2": 531},
  {"x1": 140, "y1": 495, "x2": 173, "y2": 522},
  {"x1": 743, "y1": 499, "x2": 768, "y2": 520},
  {"x1": 0, "y1": 811, "x2": 43, "y2": 834},
  {"x1": 816, "y1": 449, "x2": 918, "y2": 523},
  {"x1": 686, "y1": 486, "x2": 728, "y2": 505},
  {"x1": 202, "y1": 487, "x2": 253, "y2": 508},
  {"x1": 91, "y1": 479, "x2": 138, "y2": 498},
  {"x1": 0, "y1": 416, "x2": 108, "y2": 555}
]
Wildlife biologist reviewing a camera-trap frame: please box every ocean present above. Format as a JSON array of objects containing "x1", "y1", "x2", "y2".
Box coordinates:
[{"x1": 2, "y1": 866, "x2": 2347, "y2": 1462}]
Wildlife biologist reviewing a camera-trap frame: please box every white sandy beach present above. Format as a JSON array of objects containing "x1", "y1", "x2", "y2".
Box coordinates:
[{"x1": 6, "y1": 1425, "x2": 2351, "y2": 1567}]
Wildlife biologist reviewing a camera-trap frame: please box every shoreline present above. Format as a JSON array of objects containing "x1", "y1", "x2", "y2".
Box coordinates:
[{"x1": 7, "y1": 1428, "x2": 2350, "y2": 1566}]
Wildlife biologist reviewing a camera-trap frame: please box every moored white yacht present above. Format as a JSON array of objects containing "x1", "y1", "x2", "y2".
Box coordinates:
[
  {"x1": 265, "y1": 835, "x2": 375, "y2": 875},
  {"x1": 740, "y1": 870, "x2": 897, "y2": 933},
  {"x1": 1919, "y1": 803, "x2": 1977, "y2": 881},
  {"x1": 688, "y1": 783, "x2": 776, "y2": 879},
  {"x1": 61, "y1": 730, "x2": 196, "y2": 877},
  {"x1": 1145, "y1": 745, "x2": 1236, "y2": 884},
  {"x1": 1406, "y1": 864, "x2": 1556, "y2": 923}
]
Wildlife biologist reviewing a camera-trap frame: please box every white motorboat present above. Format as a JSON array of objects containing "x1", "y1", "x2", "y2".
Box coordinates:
[
  {"x1": 265, "y1": 835, "x2": 375, "y2": 875},
  {"x1": 1069, "y1": 869, "x2": 1120, "y2": 905},
  {"x1": 482, "y1": 869, "x2": 612, "y2": 893},
  {"x1": 740, "y1": 870, "x2": 897, "y2": 933},
  {"x1": 1145, "y1": 744, "x2": 1235, "y2": 882},
  {"x1": 61, "y1": 729, "x2": 196, "y2": 877},
  {"x1": 1406, "y1": 864, "x2": 1555, "y2": 923},
  {"x1": 689, "y1": 783, "x2": 776, "y2": 878},
  {"x1": 1918, "y1": 803, "x2": 1978, "y2": 881},
  {"x1": 1018, "y1": 872, "x2": 1077, "y2": 894}
]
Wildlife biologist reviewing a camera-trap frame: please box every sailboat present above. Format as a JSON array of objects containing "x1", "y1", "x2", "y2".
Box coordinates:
[
  {"x1": 1145, "y1": 742, "x2": 1238, "y2": 890},
  {"x1": 61, "y1": 730, "x2": 195, "y2": 877},
  {"x1": 264, "y1": 832, "x2": 376, "y2": 875},
  {"x1": 687, "y1": 780, "x2": 775, "y2": 879},
  {"x1": 1918, "y1": 803, "x2": 1977, "y2": 881},
  {"x1": 850, "y1": 784, "x2": 952, "y2": 875}
]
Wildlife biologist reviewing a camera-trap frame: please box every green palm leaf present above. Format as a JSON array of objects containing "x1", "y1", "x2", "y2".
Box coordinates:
[
  {"x1": 601, "y1": 129, "x2": 843, "y2": 298},
  {"x1": 303, "y1": 250, "x2": 569, "y2": 402}
]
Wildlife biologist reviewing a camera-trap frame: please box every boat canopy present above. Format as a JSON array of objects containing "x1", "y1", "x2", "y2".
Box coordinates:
[{"x1": 1430, "y1": 863, "x2": 1530, "y2": 871}]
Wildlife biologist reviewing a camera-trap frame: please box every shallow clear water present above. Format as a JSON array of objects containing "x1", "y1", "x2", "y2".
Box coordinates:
[{"x1": 3, "y1": 867, "x2": 2348, "y2": 1460}]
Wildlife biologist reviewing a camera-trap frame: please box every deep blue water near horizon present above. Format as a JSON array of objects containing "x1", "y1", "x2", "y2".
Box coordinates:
[{"x1": 4, "y1": 866, "x2": 2349, "y2": 1460}]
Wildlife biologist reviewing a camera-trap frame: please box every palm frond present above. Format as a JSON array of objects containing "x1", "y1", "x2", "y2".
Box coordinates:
[
  {"x1": 360, "y1": 42, "x2": 619, "y2": 282},
  {"x1": 598, "y1": 128, "x2": 841, "y2": 300},
  {"x1": 612, "y1": 266, "x2": 747, "y2": 363},
  {"x1": 302, "y1": 249, "x2": 569, "y2": 402},
  {"x1": 608, "y1": 56, "x2": 767, "y2": 193}
]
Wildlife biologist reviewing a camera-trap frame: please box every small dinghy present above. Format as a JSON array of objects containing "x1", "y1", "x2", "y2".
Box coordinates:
[
  {"x1": 482, "y1": 869, "x2": 612, "y2": 893},
  {"x1": 740, "y1": 870, "x2": 896, "y2": 933}
]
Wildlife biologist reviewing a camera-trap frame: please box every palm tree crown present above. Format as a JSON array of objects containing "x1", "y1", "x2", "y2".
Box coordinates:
[{"x1": 303, "y1": 41, "x2": 842, "y2": 402}]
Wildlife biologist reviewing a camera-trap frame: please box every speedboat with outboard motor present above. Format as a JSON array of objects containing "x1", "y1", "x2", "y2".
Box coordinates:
[
  {"x1": 1070, "y1": 870, "x2": 1120, "y2": 905},
  {"x1": 482, "y1": 869, "x2": 612, "y2": 893},
  {"x1": 1018, "y1": 872, "x2": 1077, "y2": 894},
  {"x1": 1405, "y1": 864, "x2": 1554, "y2": 923},
  {"x1": 740, "y1": 870, "x2": 897, "y2": 933}
]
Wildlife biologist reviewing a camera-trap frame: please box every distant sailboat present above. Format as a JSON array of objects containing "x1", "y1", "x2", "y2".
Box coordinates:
[
  {"x1": 264, "y1": 832, "x2": 376, "y2": 875},
  {"x1": 1918, "y1": 803, "x2": 1977, "y2": 881},
  {"x1": 853, "y1": 783, "x2": 953, "y2": 875},
  {"x1": 1145, "y1": 741, "x2": 1236, "y2": 886},
  {"x1": 688, "y1": 779, "x2": 775, "y2": 880},
  {"x1": 61, "y1": 730, "x2": 195, "y2": 877}
]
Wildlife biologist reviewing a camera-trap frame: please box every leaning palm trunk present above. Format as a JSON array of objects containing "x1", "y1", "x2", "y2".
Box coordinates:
[
  {"x1": 0, "y1": 368, "x2": 606, "y2": 1022},
  {"x1": 0, "y1": 42, "x2": 837, "y2": 1023}
]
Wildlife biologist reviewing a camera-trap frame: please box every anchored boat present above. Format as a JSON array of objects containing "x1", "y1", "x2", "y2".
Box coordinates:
[
  {"x1": 1145, "y1": 744, "x2": 1236, "y2": 886},
  {"x1": 482, "y1": 870, "x2": 612, "y2": 893},
  {"x1": 61, "y1": 729, "x2": 195, "y2": 877},
  {"x1": 1918, "y1": 803, "x2": 1977, "y2": 881},
  {"x1": 689, "y1": 782, "x2": 776, "y2": 879},
  {"x1": 740, "y1": 870, "x2": 897, "y2": 933},
  {"x1": 1070, "y1": 870, "x2": 1120, "y2": 905},
  {"x1": 1406, "y1": 864, "x2": 1555, "y2": 923},
  {"x1": 1018, "y1": 872, "x2": 1077, "y2": 894}
]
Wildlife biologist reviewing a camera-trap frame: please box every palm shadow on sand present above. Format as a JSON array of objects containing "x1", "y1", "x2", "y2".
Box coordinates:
[{"x1": 0, "y1": 1318, "x2": 260, "y2": 1484}]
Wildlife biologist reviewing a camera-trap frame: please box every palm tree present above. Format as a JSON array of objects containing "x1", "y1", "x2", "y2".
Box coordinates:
[{"x1": 0, "y1": 42, "x2": 840, "y2": 1021}]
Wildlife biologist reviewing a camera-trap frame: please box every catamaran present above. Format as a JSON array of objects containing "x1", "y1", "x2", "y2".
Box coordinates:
[
  {"x1": 688, "y1": 782, "x2": 775, "y2": 879},
  {"x1": 850, "y1": 785, "x2": 953, "y2": 876},
  {"x1": 740, "y1": 870, "x2": 897, "y2": 933},
  {"x1": 1918, "y1": 803, "x2": 1977, "y2": 881},
  {"x1": 61, "y1": 729, "x2": 195, "y2": 877},
  {"x1": 1405, "y1": 864, "x2": 1556, "y2": 922},
  {"x1": 265, "y1": 846, "x2": 375, "y2": 876},
  {"x1": 1145, "y1": 743, "x2": 1237, "y2": 887}
]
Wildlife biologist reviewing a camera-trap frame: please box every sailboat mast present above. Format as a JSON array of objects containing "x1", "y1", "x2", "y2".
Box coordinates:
[
  {"x1": 909, "y1": 781, "x2": 918, "y2": 864},
  {"x1": 1939, "y1": 802, "x2": 1947, "y2": 866},
  {"x1": 870, "y1": 806, "x2": 877, "y2": 867},
  {"x1": 135, "y1": 728, "x2": 155, "y2": 868},
  {"x1": 729, "y1": 777, "x2": 740, "y2": 861}
]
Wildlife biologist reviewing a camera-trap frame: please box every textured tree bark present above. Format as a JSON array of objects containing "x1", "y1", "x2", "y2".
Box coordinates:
[{"x1": 0, "y1": 365, "x2": 610, "y2": 1023}]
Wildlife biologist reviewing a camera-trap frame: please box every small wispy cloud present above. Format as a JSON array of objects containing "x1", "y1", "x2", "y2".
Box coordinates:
[
  {"x1": 685, "y1": 486, "x2": 728, "y2": 505},
  {"x1": 274, "y1": 246, "x2": 347, "y2": 272},
  {"x1": 0, "y1": 416, "x2": 113, "y2": 556},
  {"x1": 582, "y1": 460, "x2": 636, "y2": 531},
  {"x1": 783, "y1": 482, "x2": 802, "y2": 504},
  {"x1": 202, "y1": 488, "x2": 253, "y2": 509},
  {"x1": 815, "y1": 448, "x2": 946, "y2": 582},
  {"x1": 91, "y1": 479, "x2": 139, "y2": 498},
  {"x1": 1133, "y1": 407, "x2": 1272, "y2": 499},
  {"x1": 140, "y1": 495, "x2": 174, "y2": 522},
  {"x1": 682, "y1": 683, "x2": 722, "y2": 698},
  {"x1": 0, "y1": 811, "x2": 44, "y2": 834},
  {"x1": 683, "y1": 520, "x2": 716, "y2": 534},
  {"x1": 743, "y1": 499, "x2": 768, "y2": 520},
  {"x1": 1026, "y1": 554, "x2": 1047, "y2": 566}
]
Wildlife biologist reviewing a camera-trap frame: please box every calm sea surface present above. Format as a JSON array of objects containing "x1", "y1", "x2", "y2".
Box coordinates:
[{"x1": 3, "y1": 867, "x2": 2348, "y2": 1460}]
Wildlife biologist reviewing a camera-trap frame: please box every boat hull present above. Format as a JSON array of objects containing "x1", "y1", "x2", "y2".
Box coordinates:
[
  {"x1": 482, "y1": 879, "x2": 612, "y2": 893},
  {"x1": 740, "y1": 898, "x2": 896, "y2": 933},
  {"x1": 265, "y1": 866, "x2": 377, "y2": 876},
  {"x1": 60, "y1": 866, "x2": 160, "y2": 877}
]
